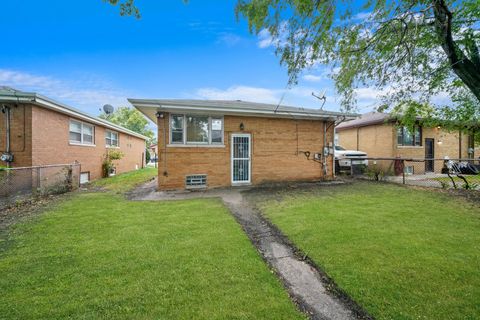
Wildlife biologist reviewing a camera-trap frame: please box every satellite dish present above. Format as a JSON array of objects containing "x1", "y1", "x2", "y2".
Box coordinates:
[{"x1": 103, "y1": 104, "x2": 114, "y2": 114}]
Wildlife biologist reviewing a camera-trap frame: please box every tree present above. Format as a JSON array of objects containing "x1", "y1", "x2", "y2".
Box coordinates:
[
  {"x1": 235, "y1": 1, "x2": 479, "y2": 110},
  {"x1": 103, "y1": 0, "x2": 140, "y2": 18},
  {"x1": 99, "y1": 106, "x2": 155, "y2": 143}
]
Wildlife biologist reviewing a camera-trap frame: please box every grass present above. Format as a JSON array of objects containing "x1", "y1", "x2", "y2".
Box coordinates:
[
  {"x1": 0, "y1": 169, "x2": 304, "y2": 319},
  {"x1": 258, "y1": 182, "x2": 480, "y2": 320},
  {"x1": 433, "y1": 174, "x2": 480, "y2": 187},
  {"x1": 92, "y1": 167, "x2": 157, "y2": 193}
]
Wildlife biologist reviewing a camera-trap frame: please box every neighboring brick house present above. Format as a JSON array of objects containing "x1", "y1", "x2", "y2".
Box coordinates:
[
  {"x1": 130, "y1": 98, "x2": 353, "y2": 190},
  {"x1": 336, "y1": 112, "x2": 476, "y2": 173},
  {"x1": 0, "y1": 87, "x2": 147, "y2": 182},
  {"x1": 149, "y1": 143, "x2": 158, "y2": 159}
]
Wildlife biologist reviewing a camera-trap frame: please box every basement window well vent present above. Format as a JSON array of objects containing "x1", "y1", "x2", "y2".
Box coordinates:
[{"x1": 185, "y1": 175, "x2": 207, "y2": 189}]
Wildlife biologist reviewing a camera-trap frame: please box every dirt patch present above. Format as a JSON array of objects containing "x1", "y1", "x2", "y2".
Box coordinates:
[{"x1": 0, "y1": 194, "x2": 66, "y2": 232}]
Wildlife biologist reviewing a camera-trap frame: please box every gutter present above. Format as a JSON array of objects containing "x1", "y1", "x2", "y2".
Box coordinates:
[
  {"x1": 1, "y1": 105, "x2": 12, "y2": 167},
  {"x1": 0, "y1": 94, "x2": 149, "y2": 140},
  {"x1": 131, "y1": 102, "x2": 358, "y2": 122}
]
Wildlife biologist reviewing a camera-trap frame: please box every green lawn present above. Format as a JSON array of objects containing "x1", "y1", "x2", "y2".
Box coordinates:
[
  {"x1": 92, "y1": 167, "x2": 157, "y2": 193},
  {"x1": 434, "y1": 174, "x2": 480, "y2": 188},
  {"x1": 257, "y1": 182, "x2": 480, "y2": 320},
  {"x1": 0, "y1": 169, "x2": 304, "y2": 319}
]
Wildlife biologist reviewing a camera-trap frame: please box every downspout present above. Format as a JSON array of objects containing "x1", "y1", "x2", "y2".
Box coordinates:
[
  {"x1": 324, "y1": 119, "x2": 339, "y2": 178},
  {"x1": 323, "y1": 122, "x2": 327, "y2": 177},
  {"x1": 1, "y1": 105, "x2": 12, "y2": 167}
]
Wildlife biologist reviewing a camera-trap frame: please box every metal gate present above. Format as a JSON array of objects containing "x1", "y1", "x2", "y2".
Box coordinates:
[{"x1": 231, "y1": 134, "x2": 251, "y2": 184}]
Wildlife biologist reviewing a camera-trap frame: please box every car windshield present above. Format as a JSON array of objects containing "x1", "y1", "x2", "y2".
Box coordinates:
[{"x1": 335, "y1": 146, "x2": 346, "y2": 151}]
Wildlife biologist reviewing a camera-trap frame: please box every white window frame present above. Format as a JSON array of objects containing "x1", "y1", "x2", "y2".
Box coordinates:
[
  {"x1": 80, "y1": 172, "x2": 90, "y2": 184},
  {"x1": 69, "y1": 119, "x2": 95, "y2": 146},
  {"x1": 105, "y1": 130, "x2": 119, "y2": 148},
  {"x1": 169, "y1": 114, "x2": 224, "y2": 146}
]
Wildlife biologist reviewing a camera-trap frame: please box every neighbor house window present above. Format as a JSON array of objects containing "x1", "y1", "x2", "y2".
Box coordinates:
[
  {"x1": 105, "y1": 130, "x2": 119, "y2": 147},
  {"x1": 69, "y1": 120, "x2": 95, "y2": 145},
  {"x1": 397, "y1": 126, "x2": 422, "y2": 146},
  {"x1": 170, "y1": 114, "x2": 223, "y2": 145}
]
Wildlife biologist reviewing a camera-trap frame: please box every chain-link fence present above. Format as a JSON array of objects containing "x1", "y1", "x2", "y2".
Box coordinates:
[
  {"x1": 338, "y1": 157, "x2": 480, "y2": 190},
  {"x1": 0, "y1": 163, "x2": 81, "y2": 209}
]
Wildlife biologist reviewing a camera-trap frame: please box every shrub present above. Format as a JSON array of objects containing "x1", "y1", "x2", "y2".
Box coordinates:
[{"x1": 102, "y1": 150, "x2": 124, "y2": 178}]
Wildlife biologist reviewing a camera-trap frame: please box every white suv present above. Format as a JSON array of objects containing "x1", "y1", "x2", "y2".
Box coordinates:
[{"x1": 335, "y1": 145, "x2": 368, "y2": 173}]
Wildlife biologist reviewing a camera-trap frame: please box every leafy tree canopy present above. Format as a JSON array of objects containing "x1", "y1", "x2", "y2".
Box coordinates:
[{"x1": 99, "y1": 106, "x2": 155, "y2": 143}]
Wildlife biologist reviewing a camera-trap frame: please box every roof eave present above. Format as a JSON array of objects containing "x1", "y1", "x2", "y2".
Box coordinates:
[
  {"x1": 0, "y1": 93, "x2": 149, "y2": 140},
  {"x1": 129, "y1": 100, "x2": 356, "y2": 122}
]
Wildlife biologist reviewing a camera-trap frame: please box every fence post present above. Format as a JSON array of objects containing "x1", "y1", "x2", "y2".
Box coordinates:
[
  {"x1": 37, "y1": 167, "x2": 42, "y2": 193},
  {"x1": 402, "y1": 159, "x2": 406, "y2": 185}
]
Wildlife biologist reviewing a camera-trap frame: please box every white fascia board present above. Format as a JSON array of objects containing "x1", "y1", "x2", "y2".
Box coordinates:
[
  {"x1": 0, "y1": 94, "x2": 148, "y2": 140},
  {"x1": 134, "y1": 103, "x2": 338, "y2": 121},
  {"x1": 32, "y1": 97, "x2": 149, "y2": 140}
]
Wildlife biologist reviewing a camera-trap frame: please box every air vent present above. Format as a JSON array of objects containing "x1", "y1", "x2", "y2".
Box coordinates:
[{"x1": 185, "y1": 175, "x2": 207, "y2": 189}]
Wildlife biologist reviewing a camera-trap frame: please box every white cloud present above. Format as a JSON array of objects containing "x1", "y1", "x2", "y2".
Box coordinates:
[
  {"x1": 216, "y1": 32, "x2": 243, "y2": 47},
  {"x1": 192, "y1": 85, "x2": 334, "y2": 111},
  {"x1": 354, "y1": 87, "x2": 385, "y2": 101},
  {"x1": 195, "y1": 85, "x2": 281, "y2": 103},
  {"x1": 0, "y1": 69, "x2": 131, "y2": 115},
  {"x1": 257, "y1": 28, "x2": 274, "y2": 48},
  {"x1": 352, "y1": 11, "x2": 372, "y2": 21},
  {"x1": 302, "y1": 74, "x2": 323, "y2": 82}
]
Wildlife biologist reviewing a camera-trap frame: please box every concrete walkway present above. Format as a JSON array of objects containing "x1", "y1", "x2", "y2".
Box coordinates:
[{"x1": 130, "y1": 181, "x2": 365, "y2": 320}]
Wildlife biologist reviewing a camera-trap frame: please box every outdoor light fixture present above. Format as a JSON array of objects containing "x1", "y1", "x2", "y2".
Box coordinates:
[
  {"x1": 156, "y1": 111, "x2": 165, "y2": 119},
  {"x1": 240, "y1": 122, "x2": 245, "y2": 131}
]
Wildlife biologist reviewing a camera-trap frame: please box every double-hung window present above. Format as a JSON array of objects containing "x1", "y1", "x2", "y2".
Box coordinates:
[
  {"x1": 69, "y1": 120, "x2": 95, "y2": 145},
  {"x1": 171, "y1": 115, "x2": 185, "y2": 144},
  {"x1": 397, "y1": 126, "x2": 422, "y2": 146},
  {"x1": 105, "y1": 130, "x2": 119, "y2": 147},
  {"x1": 170, "y1": 114, "x2": 223, "y2": 145}
]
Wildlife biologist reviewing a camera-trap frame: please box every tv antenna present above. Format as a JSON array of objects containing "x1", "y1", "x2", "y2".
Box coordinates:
[
  {"x1": 312, "y1": 90, "x2": 326, "y2": 110},
  {"x1": 103, "y1": 104, "x2": 114, "y2": 115}
]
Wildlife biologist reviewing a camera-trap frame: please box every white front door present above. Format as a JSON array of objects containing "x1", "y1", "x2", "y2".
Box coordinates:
[{"x1": 231, "y1": 134, "x2": 251, "y2": 184}]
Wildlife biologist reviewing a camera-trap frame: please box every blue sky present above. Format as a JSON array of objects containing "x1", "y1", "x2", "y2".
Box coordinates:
[{"x1": 2, "y1": 0, "x2": 380, "y2": 119}]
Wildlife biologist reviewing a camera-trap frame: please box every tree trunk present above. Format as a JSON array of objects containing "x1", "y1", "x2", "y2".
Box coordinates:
[{"x1": 432, "y1": 0, "x2": 480, "y2": 102}]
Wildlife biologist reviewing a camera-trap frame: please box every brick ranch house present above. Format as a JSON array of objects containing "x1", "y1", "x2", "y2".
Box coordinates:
[
  {"x1": 130, "y1": 99, "x2": 353, "y2": 190},
  {"x1": 336, "y1": 112, "x2": 476, "y2": 173},
  {"x1": 0, "y1": 87, "x2": 148, "y2": 182}
]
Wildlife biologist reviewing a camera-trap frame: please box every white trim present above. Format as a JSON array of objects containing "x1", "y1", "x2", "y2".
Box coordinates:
[
  {"x1": 397, "y1": 146, "x2": 424, "y2": 149},
  {"x1": 0, "y1": 94, "x2": 148, "y2": 140},
  {"x1": 231, "y1": 133, "x2": 252, "y2": 185},
  {"x1": 69, "y1": 143, "x2": 96, "y2": 147},
  {"x1": 167, "y1": 144, "x2": 225, "y2": 148},
  {"x1": 130, "y1": 101, "x2": 348, "y2": 121},
  {"x1": 169, "y1": 114, "x2": 224, "y2": 146},
  {"x1": 80, "y1": 172, "x2": 90, "y2": 184},
  {"x1": 69, "y1": 119, "x2": 95, "y2": 146},
  {"x1": 105, "y1": 129, "x2": 120, "y2": 148},
  {"x1": 33, "y1": 97, "x2": 148, "y2": 140}
]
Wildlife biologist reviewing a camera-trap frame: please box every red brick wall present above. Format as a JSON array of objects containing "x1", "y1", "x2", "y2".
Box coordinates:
[
  {"x1": 30, "y1": 106, "x2": 145, "y2": 180},
  {"x1": 157, "y1": 113, "x2": 335, "y2": 190},
  {"x1": 0, "y1": 104, "x2": 32, "y2": 167}
]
